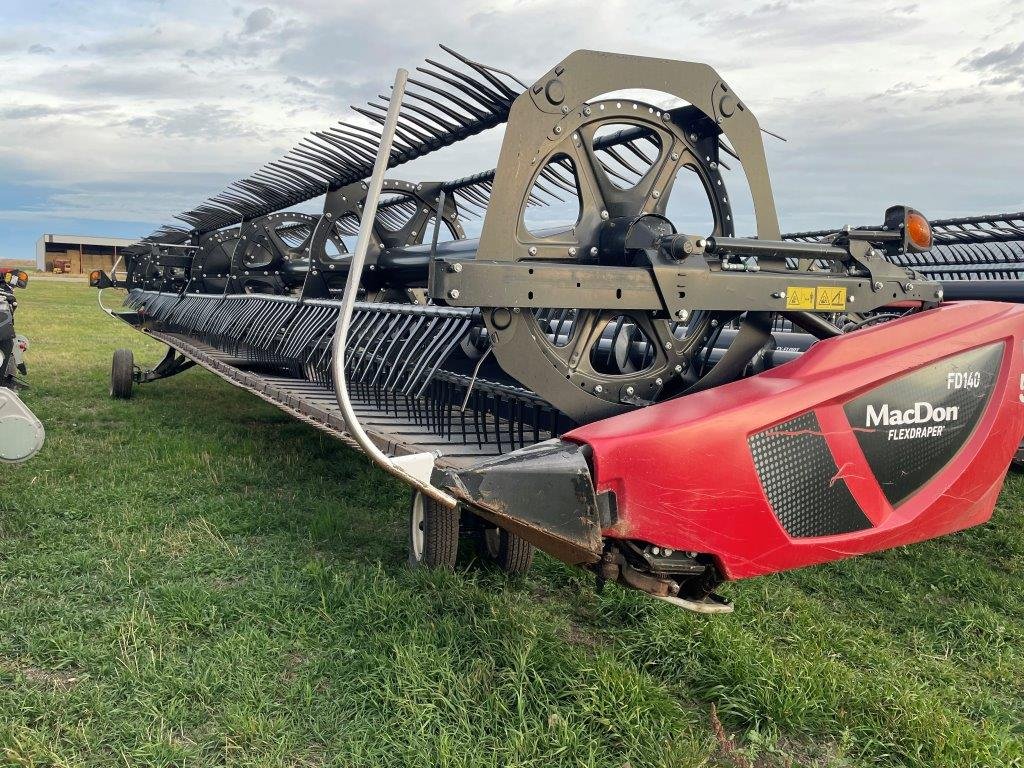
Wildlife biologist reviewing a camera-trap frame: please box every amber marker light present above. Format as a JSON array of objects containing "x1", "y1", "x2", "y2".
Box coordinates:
[{"x1": 906, "y1": 210, "x2": 933, "y2": 251}]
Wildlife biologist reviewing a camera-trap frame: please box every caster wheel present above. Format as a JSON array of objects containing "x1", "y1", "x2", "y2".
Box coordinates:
[
  {"x1": 407, "y1": 490, "x2": 459, "y2": 570},
  {"x1": 480, "y1": 525, "x2": 534, "y2": 576},
  {"x1": 110, "y1": 349, "x2": 134, "y2": 399}
]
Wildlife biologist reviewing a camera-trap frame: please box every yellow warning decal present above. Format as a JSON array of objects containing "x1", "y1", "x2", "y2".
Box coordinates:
[
  {"x1": 784, "y1": 286, "x2": 847, "y2": 311},
  {"x1": 785, "y1": 287, "x2": 815, "y2": 310},
  {"x1": 814, "y1": 286, "x2": 847, "y2": 311}
]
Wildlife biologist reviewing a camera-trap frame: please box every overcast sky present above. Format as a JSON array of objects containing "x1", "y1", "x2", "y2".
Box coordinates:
[{"x1": 2, "y1": 0, "x2": 1023, "y2": 259}]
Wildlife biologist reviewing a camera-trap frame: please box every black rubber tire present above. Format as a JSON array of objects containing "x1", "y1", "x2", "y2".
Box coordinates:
[
  {"x1": 480, "y1": 526, "x2": 534, "y2": 576},
  {"x1": 110, "y1": 349, "x2": 134, "y2": 399},
  {"x1": 407, "y1": 491, "x2": 459, "y2": 570}
]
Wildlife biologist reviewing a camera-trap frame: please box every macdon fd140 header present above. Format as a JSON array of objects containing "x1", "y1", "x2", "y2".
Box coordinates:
[{"x1": 90, "y1": 47, "x2": 1024, "y2": 613}]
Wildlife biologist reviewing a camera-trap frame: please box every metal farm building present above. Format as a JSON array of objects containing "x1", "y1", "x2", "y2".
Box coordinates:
[{"x1": 35, "y1": 234, "x2": 136, "y2": 275}]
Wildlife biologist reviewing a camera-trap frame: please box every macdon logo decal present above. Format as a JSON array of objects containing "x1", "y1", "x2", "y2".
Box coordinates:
[{"x1": 864, "y1": 401, "x2": 960, "y2": 441}]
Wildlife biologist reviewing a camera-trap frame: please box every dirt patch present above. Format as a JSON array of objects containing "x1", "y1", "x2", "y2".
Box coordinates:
[
  {"x1": 280, "y1": 651, "x2": 307, "y2": 685},
  {"x1": 7, "y1": 659, "x2": 83, "y2": 691},
  {"x1": 565, "y1": 620, "x2": 603, "y2": 649}
]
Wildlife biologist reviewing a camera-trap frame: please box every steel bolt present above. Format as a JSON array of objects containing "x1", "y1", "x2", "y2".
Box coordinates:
[
  {"x1": 561, "y1": 105, "x2": 570, "y2": 114},
  {"x1": 451, "y1": 262, "x2": 463, "y2": 273},
  {"x1": 664, "y1": 341, "x2": 673, "y2": 349},
  {"x1": 670, "y1": 152, "x2": 679, "y2": 161},
  {"x1": 568, "y1": 247, "x2": 577, "y2": 256},
  {"x1": 652, "y1": 190, "x2": 660, "y2": 199},
  {"x1": 601, "y1": 210, "x2": 609, "y2": 220},
  {"x1": 905, "y1": 283, "x2": 914, "y2": 291},
  {"x1": 594, "y1": 384, "x2": 603, "y2": 393},
  {"x1": 674, "y1": 364, "x2": 683, "y2": 373},
  {"x1": 655, "y1": 377, "x2": 663, "y2": 386},
  {"x1": 554, "y1": 125, "x2": 562, "y2": 134},
  {"x1": 676, "y1": 309, "x2": 689, "y2": 320},
  {"x1": 590, "y1": 246, "x2": 599, "y2": 256},
  {"x1": 625, "y1": 386, "x2": 635, "y2": 396},
  {"x1": 528, "y1": 246, "x2": 538, "y2": 256},
  {"x1": 583, "y1": 106, "x2": 592, "y2": 116},
  {"x1": 874, "y1": 281, "x2": 883, "y2": 290},
  {"x1": 448, "y1": 289, "x2": 460, "y2": 300}
]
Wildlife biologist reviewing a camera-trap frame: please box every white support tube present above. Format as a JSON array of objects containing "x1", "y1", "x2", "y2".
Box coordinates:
[
  {"x1": 97, "y1": 254, "x2": 125, "y2": 317},
  {"x1": 330, "y1": 68, "x2": 459, "y2": 510}
]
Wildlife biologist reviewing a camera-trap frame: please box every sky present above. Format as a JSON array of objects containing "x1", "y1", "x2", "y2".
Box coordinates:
[{"x1": 1, "y1": 0, "x2": 1023, "y2": 260}]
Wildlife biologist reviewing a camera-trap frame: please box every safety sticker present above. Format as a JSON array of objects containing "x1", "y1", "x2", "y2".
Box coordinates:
[
  {"x1": 784, "y1": 286, "x2": 847, "y2": 311},
  {"x1": 815, "y1": 286, "x2": 847, "y2": 311},
  {"x1": 785, "y1": 287, "x2": 815, "y2": 310}
]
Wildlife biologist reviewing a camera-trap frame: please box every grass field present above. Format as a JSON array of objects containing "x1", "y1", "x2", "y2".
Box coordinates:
[{"x1": 2, "y1": 281, "x2": 1023, "y2": 767}]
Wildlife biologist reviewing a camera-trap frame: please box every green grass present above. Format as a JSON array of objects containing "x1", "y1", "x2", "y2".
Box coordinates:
[{"x1": 1, "y1": 280, "x2": 1023, "y2": 767}]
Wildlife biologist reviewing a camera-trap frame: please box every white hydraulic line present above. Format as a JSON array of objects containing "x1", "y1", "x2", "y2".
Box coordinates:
[
  {"x1": 330, "y1": 68, "x2": 459, "y2": 510},
  {"x1": 97, "y1": 254, "x2": 125, "y2": 317}
]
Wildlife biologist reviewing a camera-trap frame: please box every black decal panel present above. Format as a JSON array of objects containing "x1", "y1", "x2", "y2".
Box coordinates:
[
  {"x1": 749, "y1": 412, "x2": 872, "y2": 538},
  {"x1": 843, "y1": 343, "x2": 1003, "y2": 506}
]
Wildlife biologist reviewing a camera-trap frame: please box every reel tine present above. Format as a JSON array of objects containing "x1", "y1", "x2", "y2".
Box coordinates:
[
  {"x1": 369, "y1": 314, "x2": 415, "y2": 387},
  {"x1": 348, "y1": 309, "x2": 392, "y2": 375},
  {"x1": 394, "y1": 314, "x2": 441, "y2": 394},
  {"x1": 416, "y1": 64, "x2": 503, "y2": 114},
  {"x1": 405, "y1": 76, "x2": 488, "y2": 121},
  {"x1": 438, "y1": 44, "x2": 521, "y2": 100},
  {"x1": 380, "y1": 314, "x2": 427, "y2": 391},
  {"x1": 409, "y1": 315, "x2": 472, "y2": 397},
  {"x1": 422, "y1": 57, "x2": 506, "y2": 111},
  {"x1": 358, "y1": 312, "x2": 410, "y2": 383}
]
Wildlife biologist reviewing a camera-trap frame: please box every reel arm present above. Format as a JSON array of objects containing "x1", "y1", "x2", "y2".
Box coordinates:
[{"x1": 433, "y1": 226, "x2": 941, "y2": 316}]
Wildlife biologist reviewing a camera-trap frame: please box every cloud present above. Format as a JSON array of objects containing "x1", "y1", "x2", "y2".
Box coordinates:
[
  {"x1": 27, "y1": 43, "x2": 54, "y2": 55},
  {"x1": 117, "y1": 105, "x2": 266, "y2": 140},
  {"x1": 0, "y1": 0, "x2": 1023, "y2": 258},
  {"x1": 0, "y1": 103, "x2": 114, "y2": 121},
  {"x1": 81, "y1": 25, "x2": 196, "y2": 57},
  {"x1": 243, "y1": 7, "x2": 275, "y2": 33},
  {"x1": 961, "y1": 41, "x2": 1024, "y2": 87}
]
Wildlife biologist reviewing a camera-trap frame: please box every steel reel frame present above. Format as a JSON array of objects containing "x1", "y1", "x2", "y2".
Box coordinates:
[
  {"x1": 302, "y1": 179, "x2": 464, "y2": 300},
  {"x1": 470, "y1": 54, "x2": 775, "y2": 421}
]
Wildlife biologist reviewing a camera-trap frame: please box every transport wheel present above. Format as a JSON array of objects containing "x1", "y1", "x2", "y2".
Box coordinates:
[
  {"x1": 480, "y1": 525, "x2": 534, "y2": 576},
  {"x1": 110, "y1": 349, "x2": 134, "y2": 399},
  {"x1": 407, "y1": 490, "x2": 459, "y2": 570}
]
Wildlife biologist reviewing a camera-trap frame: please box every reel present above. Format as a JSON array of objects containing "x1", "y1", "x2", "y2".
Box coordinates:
[{"x1": 474, "y1": 99, "x2": 747, "y2": 421}]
